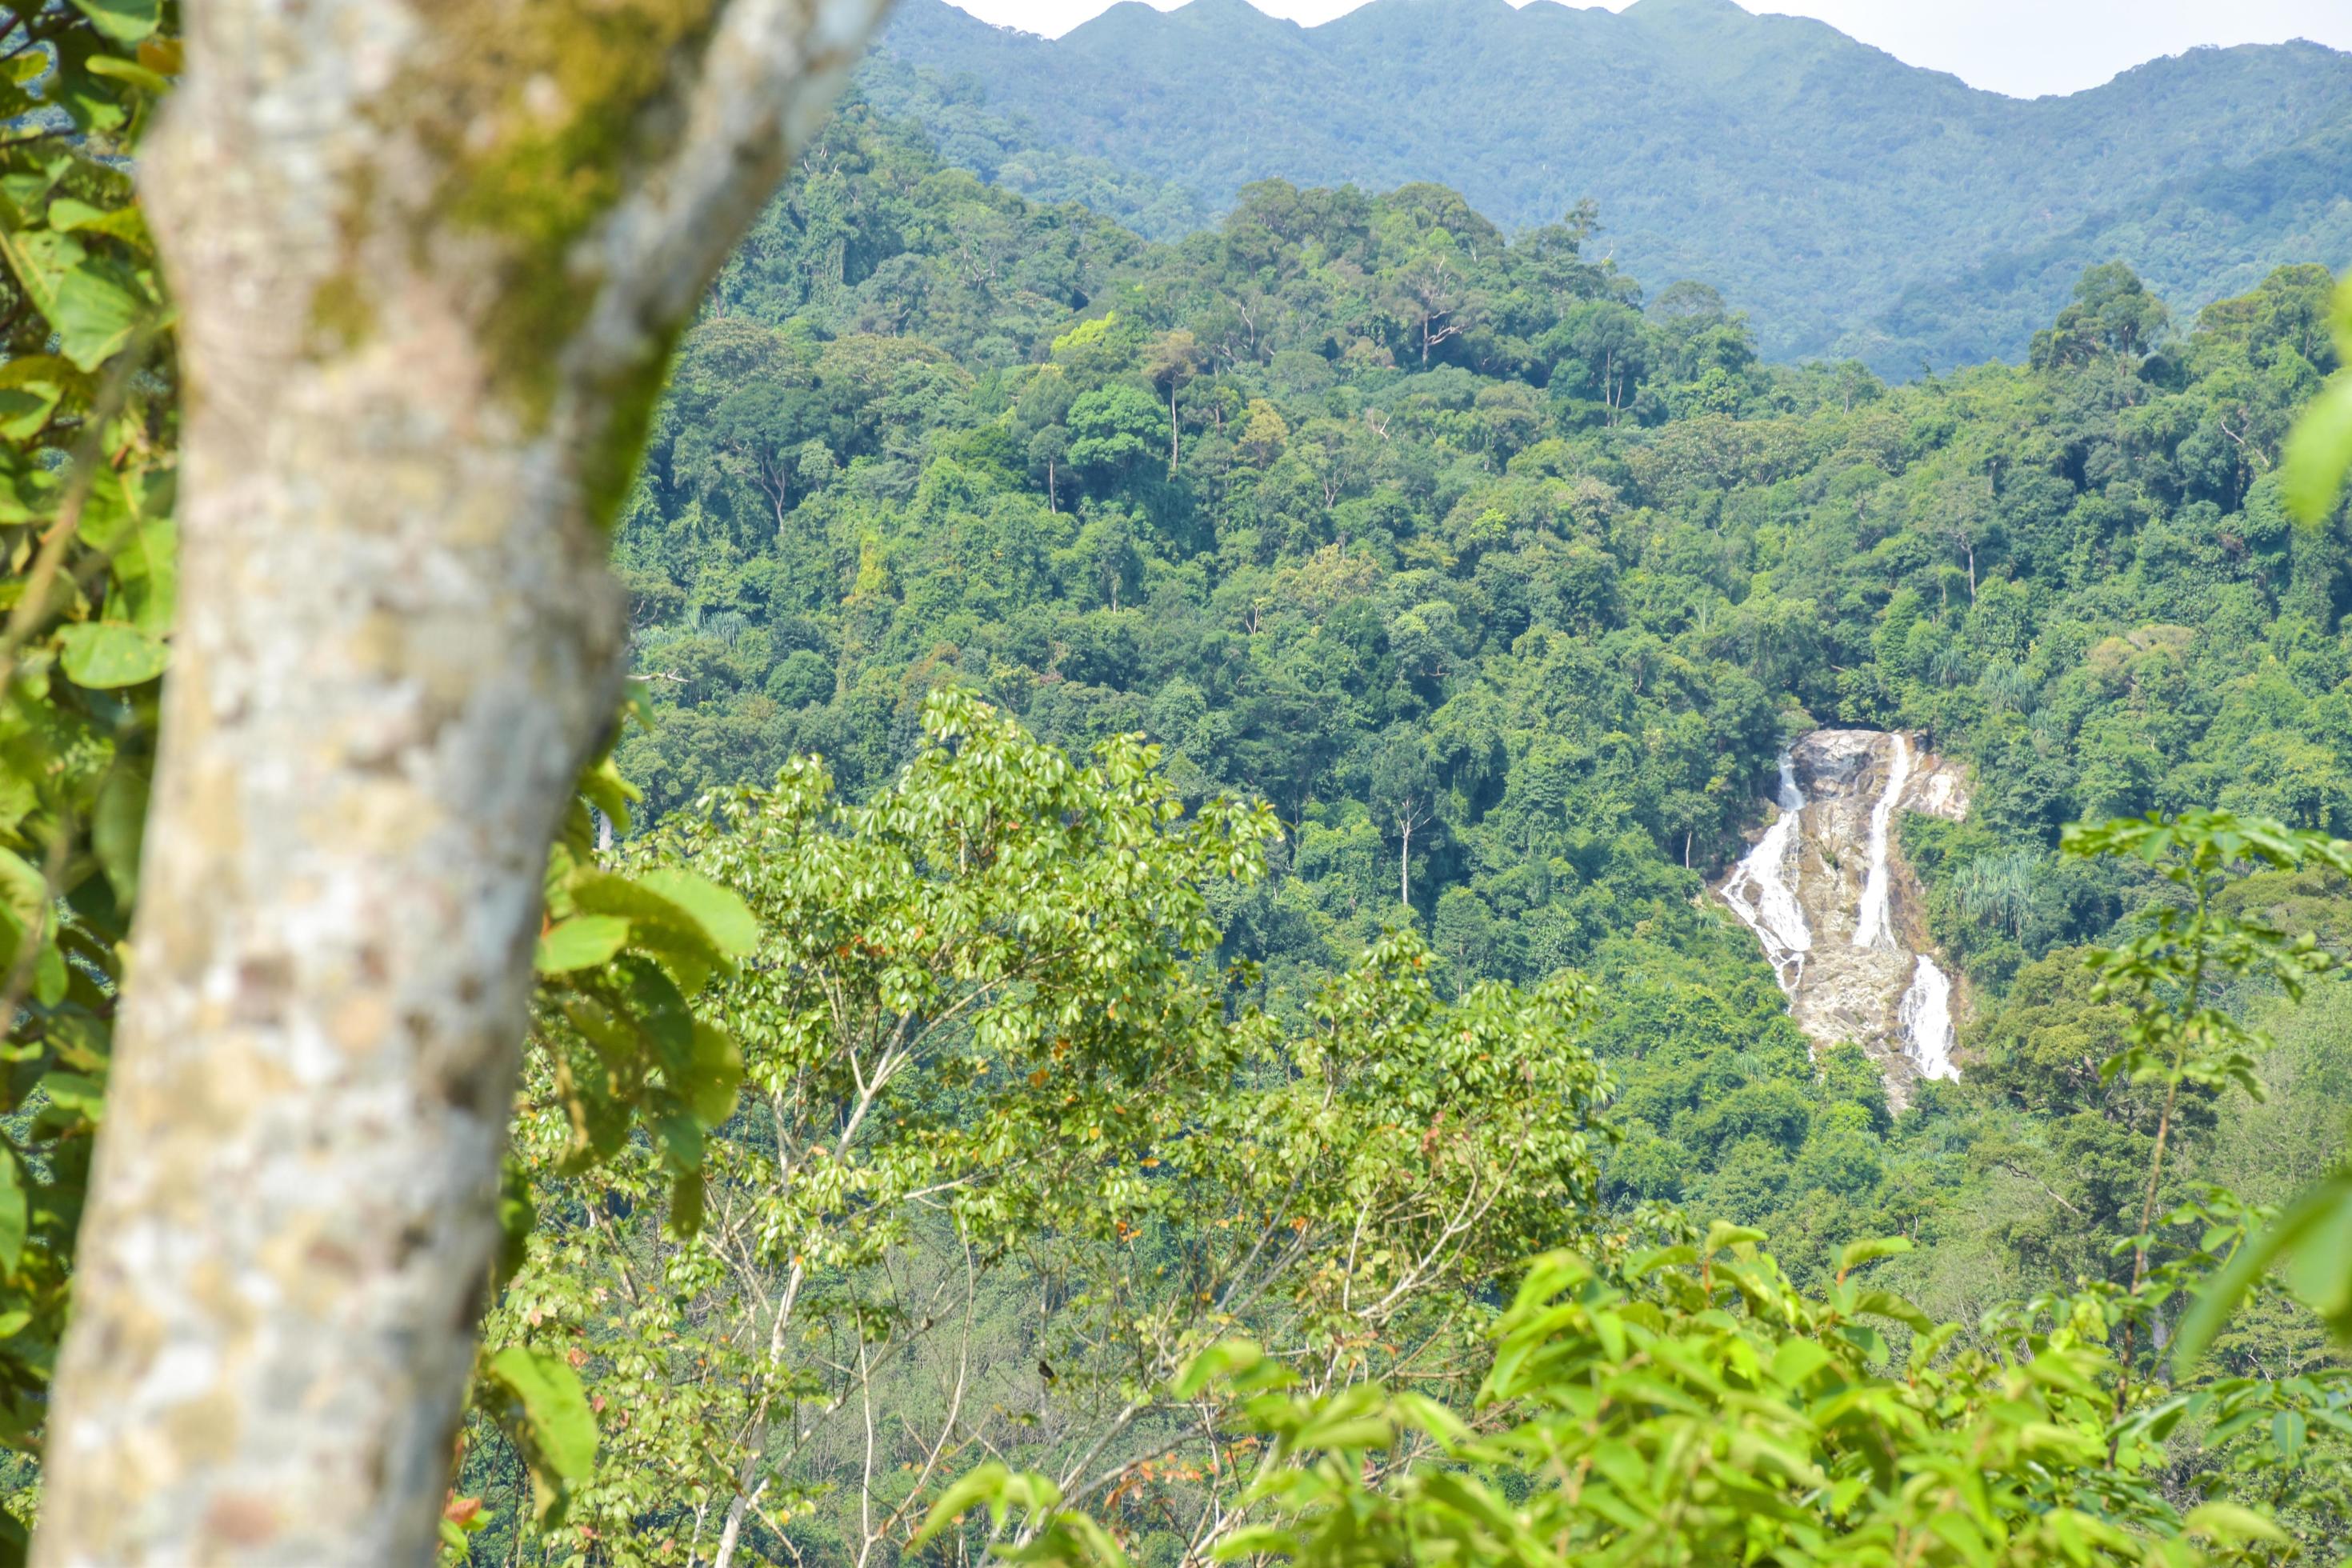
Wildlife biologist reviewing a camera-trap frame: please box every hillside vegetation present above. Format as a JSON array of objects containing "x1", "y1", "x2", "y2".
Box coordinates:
[
  {"x1": 863, "y1": 0, "x2": 2352, "y2": 372},
  {"x1": 604, "y1": 96, "x2": 2352, "y2": 1308}
]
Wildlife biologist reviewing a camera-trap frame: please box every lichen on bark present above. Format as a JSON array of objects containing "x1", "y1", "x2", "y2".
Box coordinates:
[{"x1": 35, "y1": 0, "x2": 891, "y2": 1560}]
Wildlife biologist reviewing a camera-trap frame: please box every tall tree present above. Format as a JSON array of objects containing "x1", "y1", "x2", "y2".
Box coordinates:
[
  {"x1": 1370, "y1": 728, "x2": 1440, "y2": 908},
  {"x1": 36, "y1": 0, "x2": 888, "y2": 1560}
]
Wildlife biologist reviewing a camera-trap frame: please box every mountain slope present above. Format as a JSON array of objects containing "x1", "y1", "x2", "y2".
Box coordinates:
[{"x1": 865, "y1": 0, "x2": 2352, "y2": 371}]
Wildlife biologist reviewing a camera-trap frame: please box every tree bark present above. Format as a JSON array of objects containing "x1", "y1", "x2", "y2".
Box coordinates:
[{"x1": 38, "y1": 0, "x2": 886, "y2": 1560}]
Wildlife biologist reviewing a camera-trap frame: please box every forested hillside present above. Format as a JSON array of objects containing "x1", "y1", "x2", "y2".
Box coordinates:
[
  {"x1": 604, "y1": 94, "x2": 2352, "y2": 1305},
  {"x1": 862, "y1": 0, "x2": 2352, "y2": 372},
  {"x1": 16, "y1": 2, "x2": 2352, "y2": 1562}
]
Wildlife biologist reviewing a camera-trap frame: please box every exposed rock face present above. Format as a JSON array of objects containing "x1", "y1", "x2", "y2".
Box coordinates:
[{"x1": 1716, "y1": 730, "x2": 1970, "y2": 1105}]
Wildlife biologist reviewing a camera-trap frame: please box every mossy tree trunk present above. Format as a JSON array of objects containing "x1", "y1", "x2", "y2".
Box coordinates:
[{"x1": 36, "y1": 0, "x2": 886, "y2": 1559}]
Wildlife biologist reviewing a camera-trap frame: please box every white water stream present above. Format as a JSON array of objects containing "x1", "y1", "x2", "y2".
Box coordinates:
[
  {"x1": 1851, "y1": 732, "x2": 1912, "y2": 950},
  {"x1": 1898, "y1": 954, "x2": 1958, "y2": 1080},
  {"x1": 1718, "y1": 752, "x2": 1812, "y2": 994},
  {"x1": 1723, "y1": 733, "x2": 1962, "y2": 1083}
]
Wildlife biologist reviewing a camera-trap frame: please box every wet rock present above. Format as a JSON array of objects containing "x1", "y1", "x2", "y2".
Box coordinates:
[{"x1": 1714, "y1": 729, "x2": 1967, "y2": 1106}]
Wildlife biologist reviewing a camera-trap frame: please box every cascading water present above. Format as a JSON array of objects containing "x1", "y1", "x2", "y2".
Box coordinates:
[
  {"x1": 1718, "y1": 752, "x2": 1812, "y2": 993},
  {"x1": 1715, "y1": 730, "x2": 1972, "y2": 1102},
  {"x1": 1898, "y1": 954, "x2": 1958, "y2": 1080},
  {"x1": 1851, "y1": 731, "x2": 1913, "y2": 950}
]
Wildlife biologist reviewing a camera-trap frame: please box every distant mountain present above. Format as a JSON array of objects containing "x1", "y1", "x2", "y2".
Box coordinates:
[{"x1": 863, "y1": 0, "x2": 2352, "y2": 371}]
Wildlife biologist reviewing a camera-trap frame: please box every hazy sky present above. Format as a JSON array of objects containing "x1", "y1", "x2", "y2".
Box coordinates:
[{"x1": 936, "y1": 0, "x2": 2352, "y2": 99}]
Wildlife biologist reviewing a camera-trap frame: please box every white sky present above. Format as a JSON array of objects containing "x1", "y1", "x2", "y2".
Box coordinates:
[{"x1": 934, "y1": 0, "x2": 2352, "y2": 99}]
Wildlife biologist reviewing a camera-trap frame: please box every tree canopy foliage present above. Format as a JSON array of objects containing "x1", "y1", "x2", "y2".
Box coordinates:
[
  {"x1": 5, "y1": 20, "x2": 2352, "y2": 1568},
  {"x1": 866, "y1": 0, "x2": 2352, "y2": 372}
]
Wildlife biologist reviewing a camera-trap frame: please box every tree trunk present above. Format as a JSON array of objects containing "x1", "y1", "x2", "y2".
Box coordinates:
[
  {"x1": 1400, "y1": 818, "x2": 1413, "y2": 906},
  {"x1": 37, "y1": 0, "x2": 885, "y2": 1561}
]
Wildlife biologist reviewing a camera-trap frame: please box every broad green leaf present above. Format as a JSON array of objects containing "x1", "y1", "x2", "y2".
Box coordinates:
[
  {"x1": 637, "y1": 867, "x2": 758, "y2": 958},
  {"x1": 2271, "y1": 1408, "x2": 2306, "y2": 1463},
  {"x1": 32, "y1": 942, "x2": 64, "y2": 1007},
  {"x1": 534, "y1": 914, "x2": 630, "y2": 975},
  {"x1": 650, "y1": 1104, "x2": 702, "y2": 1177},
  {"x1": 666, "y1": 1166, "x2": 705, "y2": 1238},
  {"x1": 1848, "y1": 1287, "x2": 1932, "y2": 1332},
  {"x1": 620, "y1": 959, "x2": 696, "y2": 1074},
  {"x1": 1770, "y1": 1337, "x2": 1831, "y2": 1390},
  {"x1": 912, "y1": 1463, "x2": 1015, "y2": 1547},
  {"x1": 484, "y1": 1346, "x2": 597, "y2": 1525},
  {"x1": 679, "y1": 1021, "x2": 742, "y2": 1127},
  {"x1": 0, "y1": 389, "x2": 58, "y2": 443},
  {"x1": 37, "y1": 1074, "x2": 106, "y2": 1123},
  {"x1": 0, "y1": 850, "x2": 45, "y2": 930},
  {"x1": 2175, "y1": 1170, "x2": 2352, "y2": 1373},
  {"x1": 570, "y1": 871, "x2": 728, "y2": 989},
  {"x1": 82, "y1": 54, "x2": 170, "y2": 95},
  {"x1": 1171, "y1": 1338, "x2": 1262, "y2": 1398},
  {"x1": 0, "y1": 228, "x2": 154, "y2": 371},
  {"x1": 1837, "y1": 1236, "x2": 1911, "y2": 1275},
  {"x1": 56, "y1": 622, "x2": 166, "y2": 688},
  {"x1": 108, "y1": 516, "x2": 177, "y2": 635},
  {"x1": 2282, "y1": 375, "x2": 2352, "y2": 524},
  {"x1": 494, "y1": 1158, "x2": 535, "y2": 1294},
  {"x1": 93, "y1": 762, "x2": 147, "y2": 905},
  {"x1": 2183, "y1": 1502, "x2": 2288, "y2": 1544},
  {"x1": 1703, "y1": 1220, "x2": 1766, "y2": 1257},
  {"x1": 0, "y1": 1156, "x2": 25, "y2": 1277},
  {"x1": 68, "y1": 0, "x2": 159, "y2": 44}
]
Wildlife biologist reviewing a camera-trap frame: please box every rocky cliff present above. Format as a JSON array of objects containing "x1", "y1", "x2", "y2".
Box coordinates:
[{"x1": 1716, "y1": 730, "x2": 1969, "y2": 1104}]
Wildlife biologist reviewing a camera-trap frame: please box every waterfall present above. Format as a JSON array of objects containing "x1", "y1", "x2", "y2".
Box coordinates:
[
  {"x1": 1898, "y1": 954, "x2": 1958, "y2": 1080},
  {"x1": 1851, "y1": 732, "x2": 1913, "y2": 950},
  {"x1": 1719, "y1": 752, "x2": 1812, "y2": 993}
]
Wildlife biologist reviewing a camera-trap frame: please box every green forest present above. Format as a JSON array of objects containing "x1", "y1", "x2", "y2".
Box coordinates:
[
  {"x1": 471, "y1": 89, "x2": 2352, "y2": 1562},
  {"x1": 866, "y1": 0, "x2": 2352, "y2": 372},
  {"x1": 8, "y1": 3, "x2": 2352, "y2": 1566}
]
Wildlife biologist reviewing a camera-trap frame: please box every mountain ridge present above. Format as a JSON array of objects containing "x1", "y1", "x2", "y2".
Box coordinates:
[{"x1": 866, "y1": 0, "x2": 2352, "y2": 371}]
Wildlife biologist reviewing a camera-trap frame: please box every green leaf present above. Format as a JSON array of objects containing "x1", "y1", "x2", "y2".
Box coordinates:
[
  {"x1": 2183, "y1": 1502, "x2": 2288, "y2": 1544},
  {"x1": 679, "y1": 1021, "x2": 742, "y2": 1127},
  {"x1": 1703, "y1": 1220, "x2": 1765, "y2": 1257},
  {"x1": 0, "y1": 389, "x2": 59, "y2": 443},
  {"x1": 636, "y1": 868, "x2": 758, "y2": 958},
  {"x1": 1848, "y1": 1287, "x2": 1932, "y2": 1332},
  {"x1": 912, "y1": 1462, "x2": 1014, "y2": 1548},
  {"x1": 570, "y1": 871, "x2": 728, "y2": 990},
  {"x1": 2174, "y1": 1170, "x2": 2352, "y2": 1374},
  {"x1": 56, "y1": 622, "x2": 167, "y2": 689},
  {"x1": 650, "y1": 1105, "x2": 702, "y2": 1177},
  {"x1": 108, "y1": 517, "x2": 176, "y2": 635},
  {"x1": 67, "y1": 0, "x2": 159, "y2": 44},
  {"x1": 0, "y1": 850, "x2": 45, "y2": 932},
  {"x1": 1171, "y1": 1339, "x2": 1262, "y2": 1399},
  {"x1": 36, "y1": 1074, "x2": 106, "y2": 1124},
  {"x1": 1837, "y1": 1236, "x2": 1912, "y2": 1276},
  {"x1": 0, "y1": 1156, "x2": 25, "y2": 1278},
  {"x1": 666, "y1": 1166, "x2": 705, "y2": 1238},
  {"x1": 2282, "y1": 375, "x2": 2352, "y2": 524},
  {"x1": 1770, "y1": 1337, "x2": 1831, "y2": 1390},
  {"x1": 494, "y1": 1158, "x2": 535, "y2": 1294},
  {"x1": 82, "y1": 54, "x2": 170, "y2": 94},
  {"x1": 46, "y1": 194, "x2": 150, "y2": 247},
  {"x1": 484, "y1": 1347, "x2": 597, "y2": 1526},
  {"x1": 93, "y1": 762, "x2": 148, "y2": 905},
  {"x1": 2272, "y1": 1408, "x2": 2306, "y2": 1463},
  {"x1": 534, "y1": 914, "x2": 630, "y2": 975}
]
